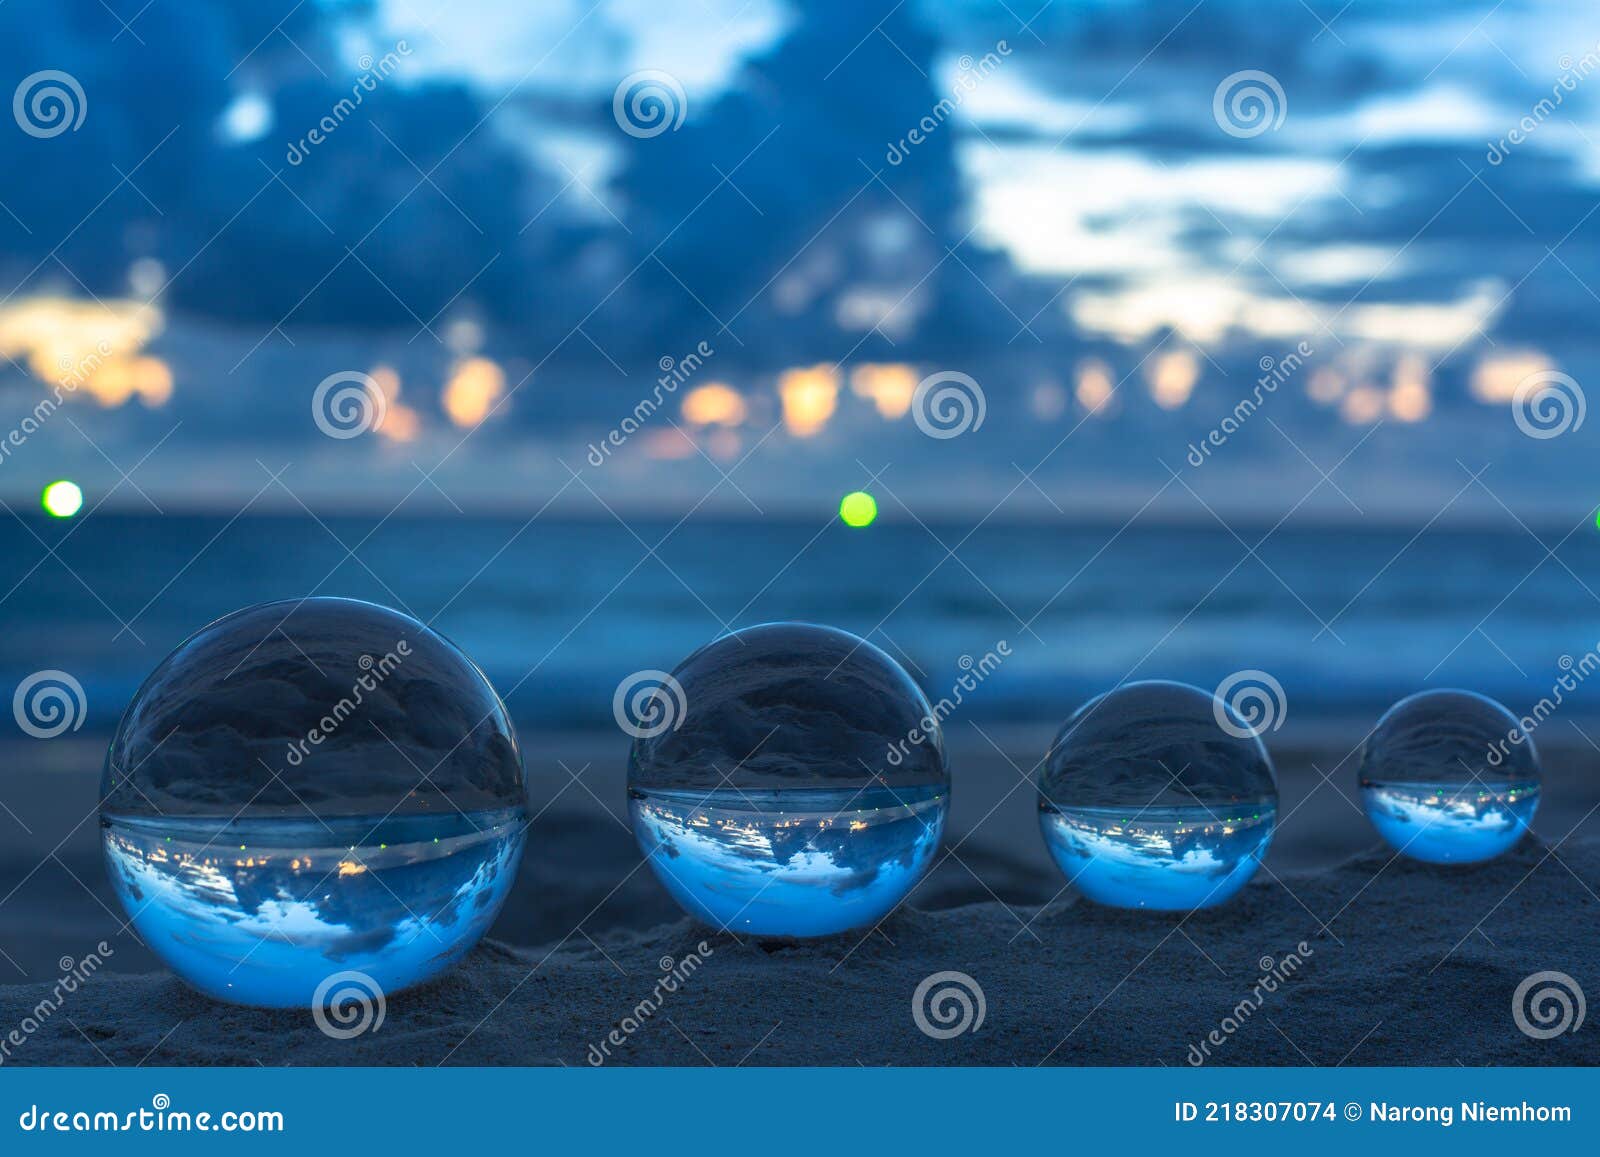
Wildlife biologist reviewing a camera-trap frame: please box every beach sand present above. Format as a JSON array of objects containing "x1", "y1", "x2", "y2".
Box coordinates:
[{"x1": 2, "y1": 725, "x2": 1597, "y2": 1066}]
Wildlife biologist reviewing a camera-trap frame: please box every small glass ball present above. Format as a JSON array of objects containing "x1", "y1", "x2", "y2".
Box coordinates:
[
  {"x1": 100, "y1": 598, "x2": 527, "y2": 1007},
  {"x1": 627, "y1": 622, "x2": 949, "y2": 937},
  {"x1": 1357, "y1": 689, "x2": 1539, "y2": 864},
  {"x1": 1037, "y1": 680, "x2": 1277, "y2": 910}
]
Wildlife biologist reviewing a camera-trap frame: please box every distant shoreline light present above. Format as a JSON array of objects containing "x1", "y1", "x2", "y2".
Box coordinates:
[
  {"x1": 42, "y1": 479, "x2": 84, "y2": 518},
  {"x1": 839, "y1": 490, "x2": 878, "y2": 528}
]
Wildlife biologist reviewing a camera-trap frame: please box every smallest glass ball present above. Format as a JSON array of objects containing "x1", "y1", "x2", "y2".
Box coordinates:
[{"x1": 1357, "y1": 689, "x2": 1539, "y2": 864}]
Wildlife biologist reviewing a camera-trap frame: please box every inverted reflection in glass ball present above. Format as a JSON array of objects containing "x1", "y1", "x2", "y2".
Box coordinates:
[
  {"x1": 627, "y1": 622, "x2": 949, "y2": 937},
  {"x1": 100, "y1": 598, "x2": 527, "y2": 1007},
  {"x1": 1358, "y1": 689, "x2": 1539, "y2": 864},
  {"x1": 1037, "y1": 680, "x2": 1277, "y2": 910}
]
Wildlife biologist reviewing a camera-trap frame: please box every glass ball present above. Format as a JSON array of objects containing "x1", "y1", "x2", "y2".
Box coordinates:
[
  {"x1": 626, "y1": 622, "x2": 949, "y2": 937},
  {"x1": 1037, "y1": 680, "x2": 1277, "y2": 910},
  {"x1": 100, "y1": 598, "x2": 527, "y2": 1008},
  {"x1": 1357, "y1": 689, "x2": 1539, "y2": 864}
]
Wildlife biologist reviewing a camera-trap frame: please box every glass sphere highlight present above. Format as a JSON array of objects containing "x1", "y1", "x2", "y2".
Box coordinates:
[
  {"x1": 1357, "y1": 689, "x2": 1539, "y2": 864},
  {"x1": 1037, "y1": 680, "x2": 1277, "y2": 910},
  {"x1": 100, "y1": 598, "x2": 528, "y2": 1007},
  {"x1": 627, "y1": 622, "x2": 949, "y2": 937}
]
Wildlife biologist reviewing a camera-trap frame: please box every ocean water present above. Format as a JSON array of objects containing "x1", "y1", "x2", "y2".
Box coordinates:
[
  {"x1": 3, "y1": 514, "x2": 1597, "y2": 731},
  {"x1": 102, "y1": 809, "x2": 526, "y2": 1007},
  {"x1": 1359, "y1": 781, "x2": 1540, "y2": 864},
  {"x1": 628, "y1": 784, "x2": 947, "y2": 937},
  {"x1": 1038, "y1": 802, "x2": 1276, "y2": 909}
]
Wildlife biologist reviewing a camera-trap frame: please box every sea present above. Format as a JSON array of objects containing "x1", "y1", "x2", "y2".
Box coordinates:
[{"x1": 4, "y1": 513, "x2": 1599, "y2": 733}]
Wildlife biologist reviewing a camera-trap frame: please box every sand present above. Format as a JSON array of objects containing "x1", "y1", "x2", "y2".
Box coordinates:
[{"x1": 2, "y1": 727, "x2": 1597, "y2": 1066}]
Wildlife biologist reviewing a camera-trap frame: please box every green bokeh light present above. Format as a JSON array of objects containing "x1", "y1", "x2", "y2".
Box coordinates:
[
  {"x1": 839, "y1": 490, "x2": 877, "y2": 528},
  {"x1": 41, "y1": 479, "x2": 83, "y2": 519}
]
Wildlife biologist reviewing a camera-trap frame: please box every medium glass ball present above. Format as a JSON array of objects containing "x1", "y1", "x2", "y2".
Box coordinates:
[
  {"x1": 627, "y1": 622, "x2": 949, "y2": 937},
  {"x1": 1037, "y1": 680, "x2": 1277, "y2": 909},
  {"x1": 1357, "y1": 689, "x2": 1539, "y2": 864}
]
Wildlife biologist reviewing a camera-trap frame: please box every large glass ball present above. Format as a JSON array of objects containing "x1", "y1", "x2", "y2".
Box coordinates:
[
  {"x1": 626, "y1": 622, "x2": 949, "y2": 937},
  {"x1": 1357, "y1": 689, "x2": 1539, "y2": 864},
  {"x1": 100, "y1": 598, "x2": 527, "y2": 1008},
  {"x1": 1037, "y1": 680, "x2": 1277, "y2": 910}
]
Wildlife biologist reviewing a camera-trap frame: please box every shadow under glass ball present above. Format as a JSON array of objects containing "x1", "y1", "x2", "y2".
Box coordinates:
[
  {"x1": 627, "y1": 622, "x2": 949, "y2": 938},
  {"x1": 1036, "y1": 680, "x2": 1278, "y2": 910},
  {"x1": 1357, "y1": 689, "x2": 1540, "y2": 864},
  {"x1": 99, "y1": 597, "x2": 528, "y2": 1008}
]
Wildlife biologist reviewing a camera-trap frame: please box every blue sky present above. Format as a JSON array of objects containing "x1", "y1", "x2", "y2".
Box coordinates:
[{"x1": 1, "y1": 0, "x2": 1598, "y2": 517}]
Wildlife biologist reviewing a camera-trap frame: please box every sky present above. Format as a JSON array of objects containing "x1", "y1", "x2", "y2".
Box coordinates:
[{"x1": 1, "y1": 0, "x2": 1598, "y2": 518}]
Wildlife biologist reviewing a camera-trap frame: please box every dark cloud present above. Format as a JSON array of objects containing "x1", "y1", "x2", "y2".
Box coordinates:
[
  {"x1": 102, "y1": 597, "x2": 526, "y2": 817},
  {"x1": 628, "y1": 621, "x2": 950, "y2": 790},
  {"x1": 0, "y1": 0, "x2": 570, "y2": 332},
  {"x1": 1040, "y1": 680, "x2": 1278, "y2": 808}
]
